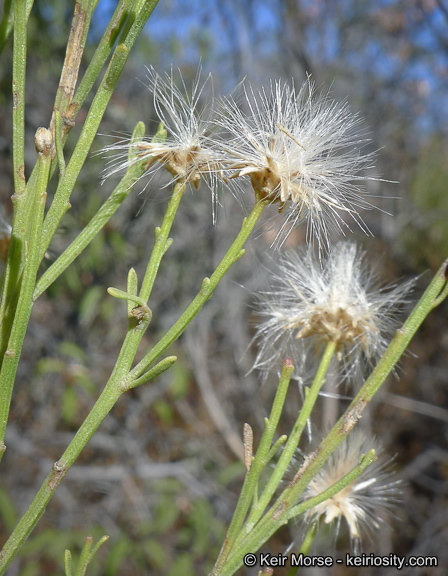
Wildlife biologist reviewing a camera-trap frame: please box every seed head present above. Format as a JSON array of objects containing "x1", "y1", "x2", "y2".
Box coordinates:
[
  {"x1": 302, "y1": 431, "x2": 400, "y2": 554},
  {"x1": 102, "y1": 67, "x2": 224, "y2": 215},
  {"x1": 217, "y1": 79, "x2": 377, "y2": 248},
  {"x1": 252, "y1": 242, "x2": 414, "y2": 383}
]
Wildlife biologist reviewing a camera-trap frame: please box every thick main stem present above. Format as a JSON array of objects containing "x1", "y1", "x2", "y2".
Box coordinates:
[
  {"x1": 0, "y1": 178, "x2": 184, "y2": 572},
  {"x1": 0, "y1": 382, "x2": 122, "y2": 575},
  {"x1": 0, "y1": 195, "x2": 266, "y2": 571}
]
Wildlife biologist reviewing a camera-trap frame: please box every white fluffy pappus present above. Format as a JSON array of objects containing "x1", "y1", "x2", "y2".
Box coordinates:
[
  {"x1": 102, "y1": 66, "x2": 225, "y2": 217},
  {"x1": 217, "y1": 78, "x2": 379, "y2": 248},
  {"x1": 301, "y1": 430, "x2": 401, "y2": 554},
  {"x1": 252, "y1": 241, "x2": 414, "y2": 383}
]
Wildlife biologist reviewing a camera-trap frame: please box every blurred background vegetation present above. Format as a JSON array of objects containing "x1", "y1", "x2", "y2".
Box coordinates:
[{"x1": 1, "y1": 1, "x2": 448, "y2": 574}]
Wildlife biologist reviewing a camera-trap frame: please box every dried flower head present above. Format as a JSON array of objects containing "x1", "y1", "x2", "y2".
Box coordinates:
[
  {"x1": 217, "y1": 79, "x2": 377, "y2": 248},
  {"x1": 302, "y1": 431, "x2": 400, "y2": 553},
  {"x1": 102, "y1": 67, "x2": 223, "y2": 211},
  {"x1": 252, "y1": 242, "x2": 414, "y2": 382}
]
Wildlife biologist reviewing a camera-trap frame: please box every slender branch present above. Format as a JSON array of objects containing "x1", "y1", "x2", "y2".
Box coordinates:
[
  {"x1": 284, "y1": 523, "x2": 318, "y2": 576},
  {"x1": 219, "y1": 450, "x2": 377, "y2": 576},
  {"x1": 0, "y1": 129, "x2": 52, "y2": 460},
  {"x1": 33, "y1": 121, "x2": 153, "y2": 300},
  {"x1": 212, "y1": 359, "x2": 294, "y2": 576},
  {"x1": 0, "y1": 173, "x2": 185, "y2": 570},
  {"x1": 71, "y1": 0, "x2": 133, "y2": 116},
  {"x1": 139, "y1": 181, "x2": 185, "y2": 303},
  {"x1": 288, "y1": 451, "x2": 378, "y2": 518},
  {"x1": 49, "y1": 0, "x2": 94, "y2": 149},
  {"x1": 0, "y1": 0, "x2": 33, "y2": 56},
  {"x1": 212, "y1": 343, "x2": 336, "y2": 576},
  {"x1": 16, "y1": 0, "x2": 132, "y2": 201},
  {"x1": 129, "y1": 356, "x2": 178, "y2": 389},
  {"x1": 128, "y1": 198, "x2": 269, "y2": 381},
  {"x1": 283, "y1": 258, "x2": 448, "y2": 509},
  {"x1": 212, "y1": 259, "x2": 448, "y2": 576},
  {"x1": 244, "y1": 341, "x2": 336, "y2": 532},
  {"x1": 12, "y1": 0, "x2": 27, "y2": 199},
  {"x1": 298, "y1": 523, "x2": 317, "y2": 555},
  {"x1": 39, "y1": 0, "x2": 161, "y2": 263},
  {"x1": 0, "y1": 0, "x2": 91, "y2": 363}
]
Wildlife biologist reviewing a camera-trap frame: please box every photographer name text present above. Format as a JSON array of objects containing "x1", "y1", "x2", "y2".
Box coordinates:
[{"x1": 243, "y1": 552, "x2": 438, "y2": 570}]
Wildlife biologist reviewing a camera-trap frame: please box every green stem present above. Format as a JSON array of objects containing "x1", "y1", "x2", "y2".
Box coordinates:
[
  {"x1": 54, "y1": 110, "x2": 66, "y2": 176},
  {"x1": 0, "y1": 382, "x2": 122, "y2": 575},
  {"x1": 0, "y1": 0, "x2": 121, "y2": 368},
  {"x1": 244, "y1": 341, "x2": 336, "y2": 532},
  {"x1": 287, "y1": 453, "x2": 378, "y2": 519},
  {"x1": 285, "y1": 523, "x2": 317, "y2": 576},
  {"x1": 129, "y1": 198, "x2": 269, "y2": 381},
  {"x1": 0, "y1": 0, "x2": 124, "y2": 358},
  {"x1": 212, "y1": 342, "x2": 335, "y2": 576},
  {"x1": 267, "y1": 259, "x2": 448, "y2": 526},
  {"x1": 139, "y1": 182, "x2": 185, "y2": 303},
  {"x1": 257, "y1": 258, "x2": 448, "y2": 516},
  {"x1": 17, "y1": 0, "x2": 132, "y2": 200},
  {"x1": 225, "y1": 258, "x2": 448, "y2": 576},
  {"x1": 0, "y1": 0, "x2": 33, "y2": 56},
  {"x1": 12, "y1": 0, "x2": 26, "y2": 198},
  {"x1": 39, "y1": 0, "x2": 160, "y2": 263},
  {"x1": 129, "y1": 356, "x2": 178, "y2": 389},
  {"x1": 71, "y1": 0, "x2": 134, "y2": 123},
  {"x1": 0, "y1": 0, "x2": 13, "y2": 55},
  {"x1": 0, "y1": 175, "x2": 182, "y2": 572},
  {"x1": 33, "y1": 121, "x2": 151, "y2": 300},
  {"x1": 298, "y1": 523, "x2": 317, "y2": 556},
  {"x1": 213, "y1": 359, "x2": 294, "y2": 576},
  {"x1": 0, "y1": 130, "x2": 51, "y2": 460}
]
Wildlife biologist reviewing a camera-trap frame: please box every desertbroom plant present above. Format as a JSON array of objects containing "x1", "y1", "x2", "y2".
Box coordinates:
[{"x1": 0, "y1": 2, "x2": 447, "y2": 574}]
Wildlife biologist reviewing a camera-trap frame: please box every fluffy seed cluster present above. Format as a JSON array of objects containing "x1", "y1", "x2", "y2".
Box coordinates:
[
  {"x1": 302, "y1": 431, "x2": 400, "y2": 554},
  {"x1": 102, "y1": 66, "x2": 223, "y2": 215},
  {"x1": 103, "y1": 71, "x2": 378, "y2": 242},
  {"x1": 217, "y1": 79, "x2": 376, "y2": 247},
  {"x1": 252, "y1": 241, "x2": 413, "y2": 383}
]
